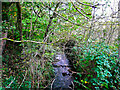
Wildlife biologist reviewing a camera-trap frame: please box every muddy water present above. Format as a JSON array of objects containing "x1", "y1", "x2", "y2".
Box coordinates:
[{"x1": 52, "y1": 53, "x2": 73, "y2": 90}]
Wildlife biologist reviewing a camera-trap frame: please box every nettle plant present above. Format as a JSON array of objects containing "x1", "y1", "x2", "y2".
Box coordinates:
[{"x1": 72, "y1": 42, "x2": 119, "y2": 89}]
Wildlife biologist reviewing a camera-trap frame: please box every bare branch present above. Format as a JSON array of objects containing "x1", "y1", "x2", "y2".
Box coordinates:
[
  {"x1": 55, "y1": 11, "x2": 88, "y2": 28},
  {"x1": 44, "y1": 2, "x2": 60, "y2": 38},
  {"x1": 71, "y1": 1, "x2": 89, "y2": 19},
  {"x1": 75, "y1": 3, "x2": 91, "y2": 15},
  {"x1": 42, "y1": 2, "x2": 89, "y2": 28},
  {"x1": 75, "y1": 0, "x2": 105, "y2": 8},
  {"x1": 33, "y1": 8, "x2": 41, "y2": 18}
]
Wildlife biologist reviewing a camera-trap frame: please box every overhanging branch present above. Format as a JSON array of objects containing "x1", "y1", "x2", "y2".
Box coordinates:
[
  {"x1": 43, "y1": 3, "x2": 89, "y2": 28},
  {"x1": 71, "y1": 1, "x2": 89, "y2": 19}
]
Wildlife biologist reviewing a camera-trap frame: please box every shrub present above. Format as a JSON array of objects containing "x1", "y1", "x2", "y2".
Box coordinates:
[
  {"x1": 71, "y1": 42, "x2": 119, "y2": 89},
  {"x1": 2, "y1": 42, "x2": 55, "y2": 88}
]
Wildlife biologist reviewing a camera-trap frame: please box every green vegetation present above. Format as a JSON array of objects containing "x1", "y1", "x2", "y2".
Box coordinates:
[
  {"x1": 1, "y1": 1, "x2": 119, "y2": 89},
  {"x1": 71, "y1": 42, "x2": 119, "y2": 89}
]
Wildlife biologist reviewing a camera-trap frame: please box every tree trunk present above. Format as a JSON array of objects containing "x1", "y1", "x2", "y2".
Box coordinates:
[
  {"x1": 1, "y1": 2, "x2": 12, "y2": 52},
  {"x1": 44, "y1": 3, "x2": 60, "y2": 40},
  {"x1": 16, "y1": 2, "x2": 22, "y2": 40},
  {"x1": 1, "y1": 2, "x2": 12, "y2": 87}
]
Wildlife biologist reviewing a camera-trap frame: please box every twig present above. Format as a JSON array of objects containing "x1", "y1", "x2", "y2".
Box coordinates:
[
  {"x1": 53, "y1": 10, "x2": 88, "y2": 28},
  {"x1": 73, "y1": 2, "x2": 91, "y2": 16},
  {"x1": 6, "y1": 77, "x2": 16, "y2": 88},
  {"x1": 43, "y1": 27, "x2": 55, "y2": 43},
  {"x1": 51, "y1": 78, "x2": 55, "y2": 90},
  {"x1": 78, "y1": 6, "x2": 91, "y2": 15},
  {"x1": 75, "y1": 80, "x2": 87, "y2": 88},
  {"x1": 71, "y1": 1, "x2": 89, "y2": 19},
  {"x1": 18, "y1": 70, "x2": 28, "y2": 89},
  {"x1": 71, "y1": 81, "x2": 74, "y2": 90},
  {"x1": 33, "y1": 8, "x2": 41, "y2": 18},
  {"x1": 33, "y1": 26, "x2": 56, "y2": 58},
  {"x1": 107, "y1": 24, "x2": 116, "y2": 44},
  {"x1": 75, "y1": 0, "x2": 105, "y2": 8},
  {"x1": 68, "y1": 69, "x2": 87, "y2": 74},
  {"x1": 43, "y1": 72, "x2": 59, "y2": 90}
]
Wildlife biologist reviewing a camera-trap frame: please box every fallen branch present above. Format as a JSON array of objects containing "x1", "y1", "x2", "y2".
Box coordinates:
[{"x1": 0, "y1": 38, "x2": 51, "y2": 45}]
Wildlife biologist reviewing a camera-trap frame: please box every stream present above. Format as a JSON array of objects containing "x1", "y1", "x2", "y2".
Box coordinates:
[{"x1": 52, "y1": 53, "x2": 74, "y2": 90}]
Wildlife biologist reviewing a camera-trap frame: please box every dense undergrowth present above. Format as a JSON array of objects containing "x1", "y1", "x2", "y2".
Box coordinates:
[
  {"x1": 2, "y1": 41, "x2": 56, "y2": 88},
  {"x1": 2, "y1": 2, "x2": 120, "y2": 89},
  {"x1": 69, "y1": 42, "x2": 119, "y2": 89}
]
